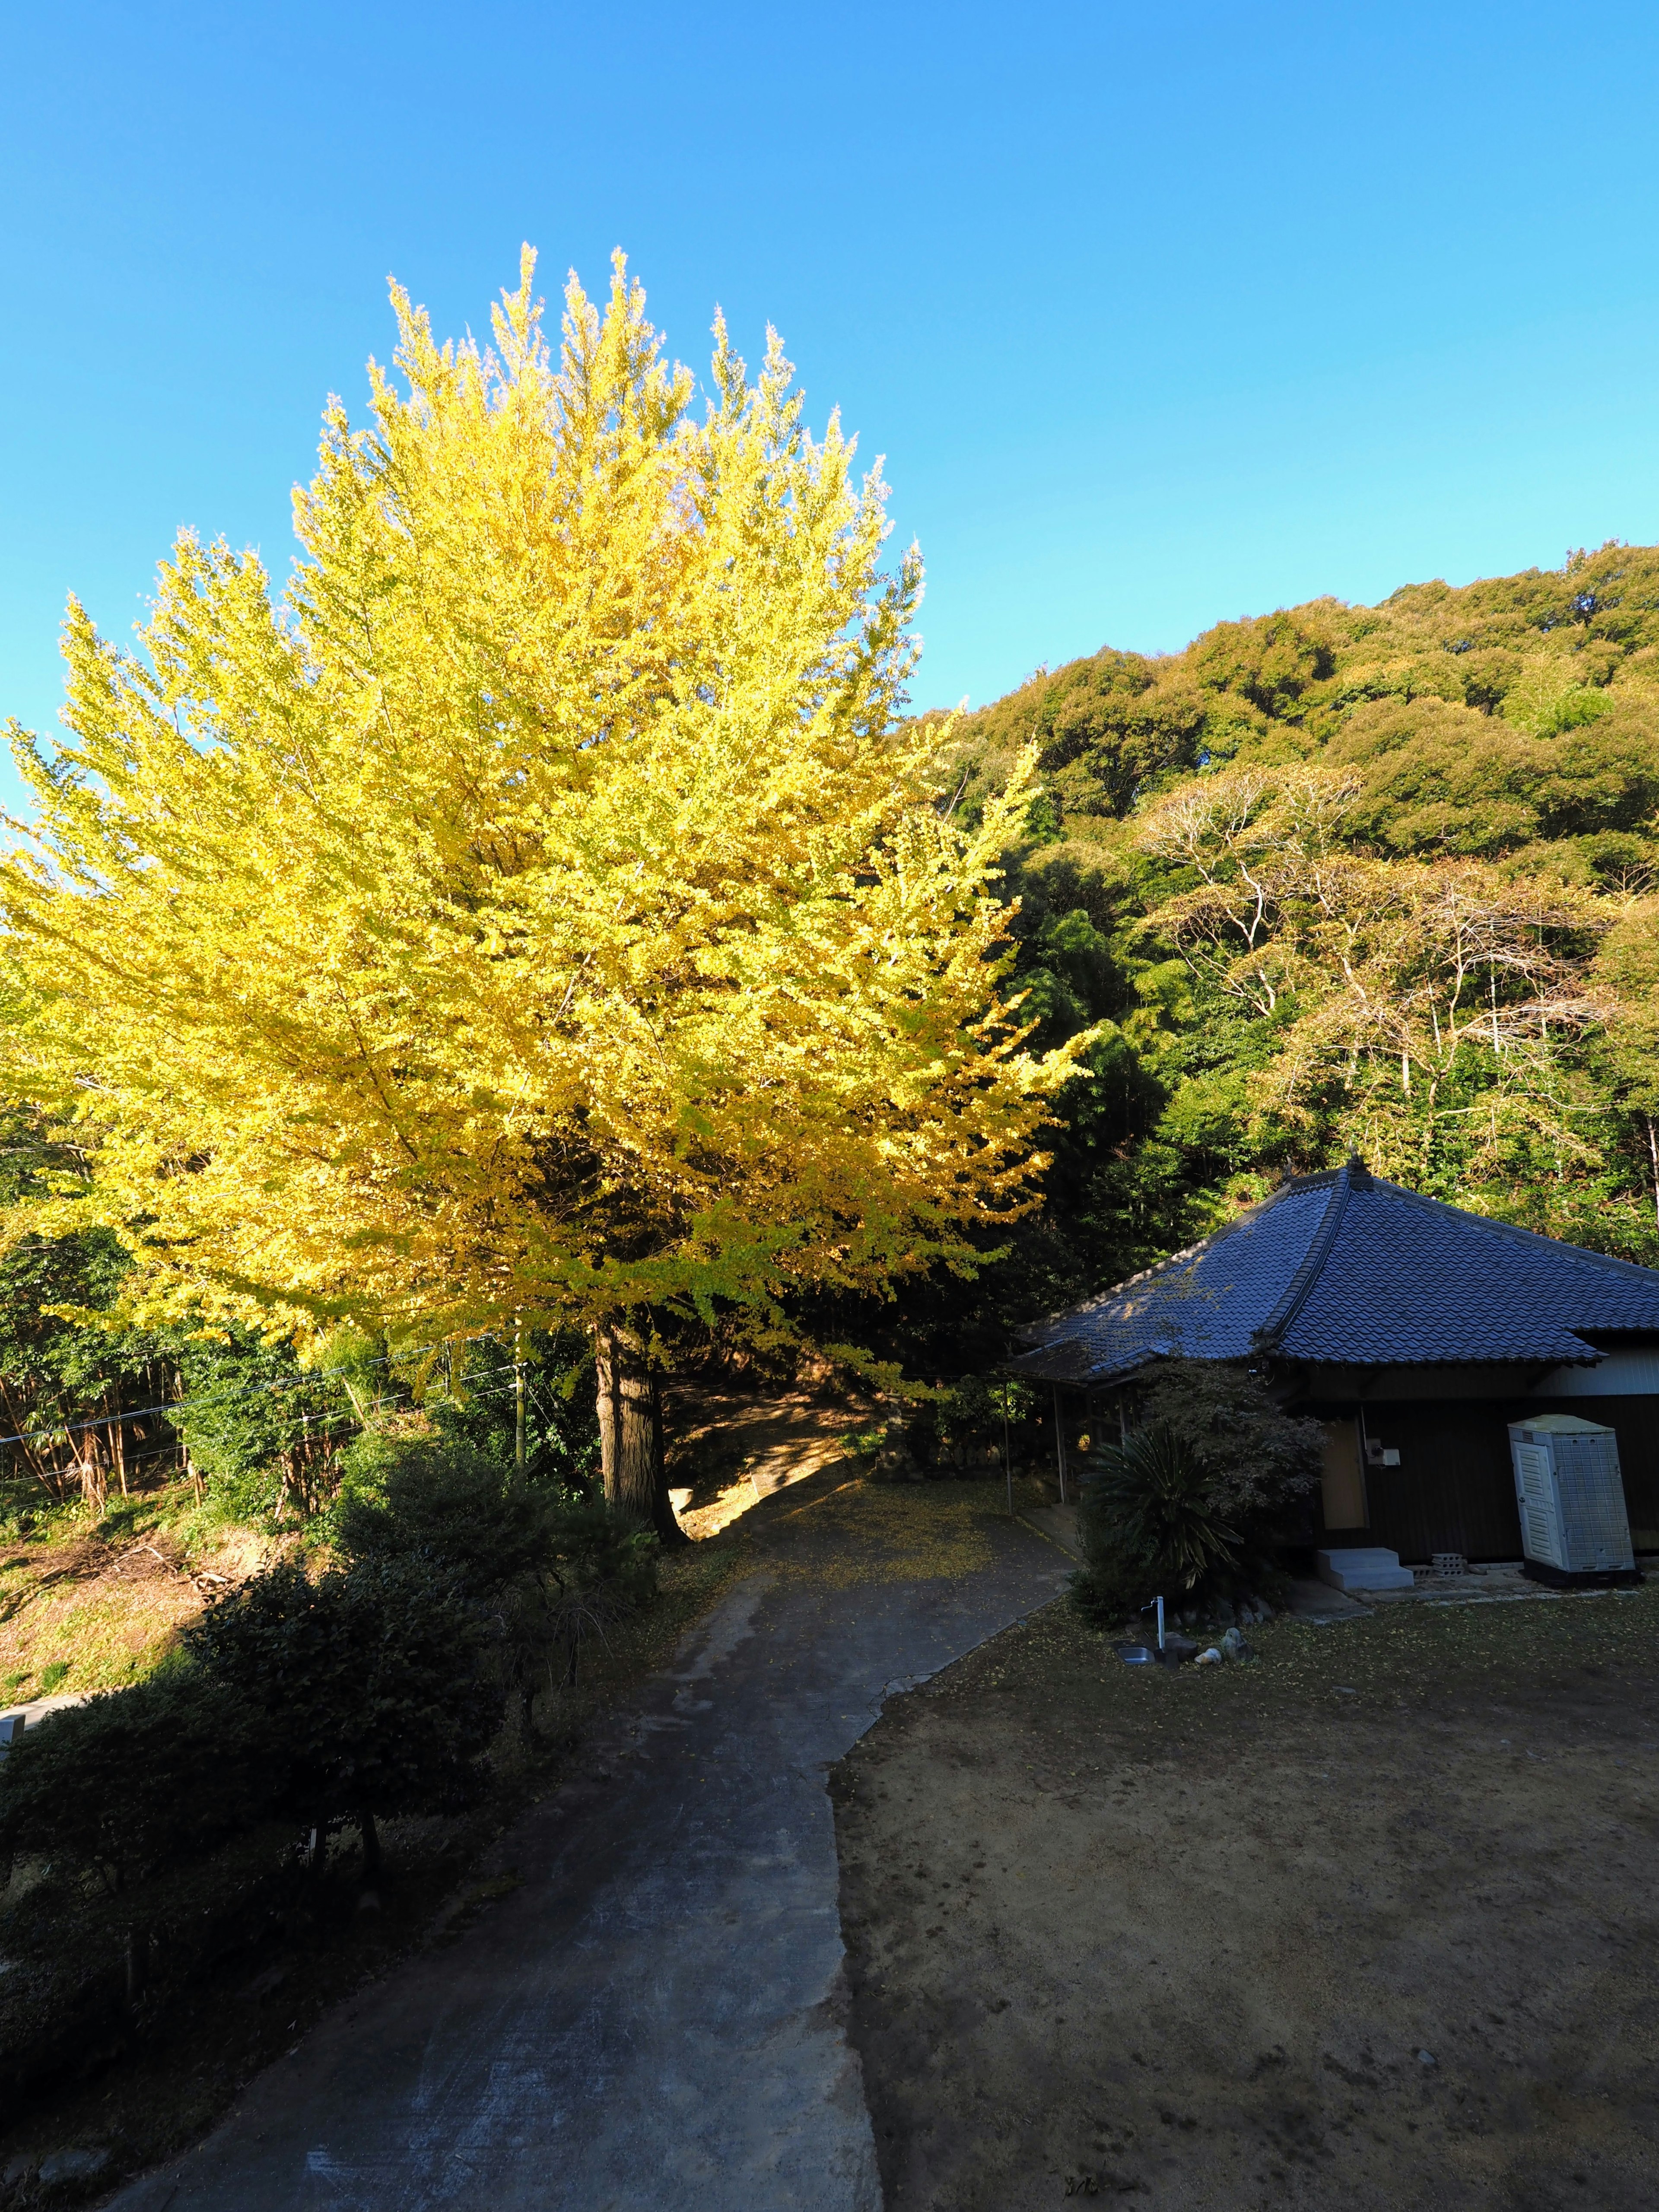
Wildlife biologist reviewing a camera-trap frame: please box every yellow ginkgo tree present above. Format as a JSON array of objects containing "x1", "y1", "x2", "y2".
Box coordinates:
[{"x1": 0, "y1": 250, "x2": 1079, "y2": 1532}]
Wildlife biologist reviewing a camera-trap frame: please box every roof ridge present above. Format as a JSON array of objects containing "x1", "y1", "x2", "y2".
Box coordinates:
[
  {"x1": 1252, "y1": 1157, "x2": 1359, "y2": 1352},
  {"x1": 1017, "y1": 1172, "x2": 1341, "y2": 1342}
]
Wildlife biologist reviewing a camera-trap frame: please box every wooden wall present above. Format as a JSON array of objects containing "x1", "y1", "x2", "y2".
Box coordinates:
[{"x1": 1307, "y1": 1394, "x2": 1659, "y2": 1562}]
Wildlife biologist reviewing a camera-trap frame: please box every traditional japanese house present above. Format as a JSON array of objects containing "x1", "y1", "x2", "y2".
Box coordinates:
[{"x1": 1009, "y1": 1156, "x2": 1659, "y2": 1564}]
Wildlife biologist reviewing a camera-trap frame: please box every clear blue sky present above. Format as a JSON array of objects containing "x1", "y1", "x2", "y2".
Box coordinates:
[{"x1": 4, "y1": 2, "x2": 1659, "y2": 817}]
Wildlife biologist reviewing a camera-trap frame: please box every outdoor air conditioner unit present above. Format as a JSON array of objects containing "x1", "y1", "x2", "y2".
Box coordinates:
[{"x1": 1507, "y1": 1416, "x2": 1634, "y2": 1575}]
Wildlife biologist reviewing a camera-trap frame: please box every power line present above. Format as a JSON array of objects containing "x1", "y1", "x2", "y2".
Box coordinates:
[
  {"x1": 0, "y1": 1327, "x2": 534, "y2": 1455},
  {"x1": 12, "y1": 1367, "x2": 571, "y2": 1498}
]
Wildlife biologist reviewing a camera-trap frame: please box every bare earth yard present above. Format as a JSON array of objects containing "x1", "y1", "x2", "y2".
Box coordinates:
[{"x1": 833, "y1": 1577, "x2": 1659, "y2": 2212}]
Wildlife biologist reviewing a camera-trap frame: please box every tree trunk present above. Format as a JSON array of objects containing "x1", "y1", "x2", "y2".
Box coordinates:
[
  {"x1": 595, "y1": 1323, "x2": 686, "y2": 1546},
  {"x1": 80, "y1": 1436, "x2": 106, "y2": 1514}
]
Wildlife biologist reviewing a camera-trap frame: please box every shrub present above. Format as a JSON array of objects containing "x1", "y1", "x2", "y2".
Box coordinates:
[
  {"x1": 0, "y1": 1673, "x2": 271, "y2": 1892},
  {"x1": 332, "y1": 1437, "x2": 559, "y2": 1599},
  {"x1": 1129, "y1": 1358, "x2": 1325, "y2": 1522},
  {"x1": 1076, "y1": 1424, "x2": 1240, "y2": 1616},
  {"x1": 332, "y1": 1437, "x2": 657, "y2": 1695},
  {"x1": 183, "y1": 1559, "x2": 504, "y2": 1874},
  {"x1": 1072, "y1": 1360, "x2": 1322, "y2": 1623}
]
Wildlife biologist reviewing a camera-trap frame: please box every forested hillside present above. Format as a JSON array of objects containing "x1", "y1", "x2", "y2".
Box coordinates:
[
  {"x1": 5, "y1": 543, "x2": 1658, "y2": 1499},
  {"x1": 876, "y1": 543, "x2": 1659, "y2": 1369}
]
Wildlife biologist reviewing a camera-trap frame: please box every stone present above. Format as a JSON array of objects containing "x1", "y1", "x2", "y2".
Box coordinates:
[
  {"x1": 1195, "y1": 1647, "x2": 1223, "y2": 1666},
  {"x1": 38, "y1": 2148, "x2": 109, "y2": 2184},
  {"x1": 1, "y1": 2155, "x2": 33, "y2": 2187},
  {"x1": 1417, "y1": 2049, "x2": 1437, "y2": 2068},
  {"x1": 1220, "y1": 1627, "x2": 1255, "y2": 1663}
]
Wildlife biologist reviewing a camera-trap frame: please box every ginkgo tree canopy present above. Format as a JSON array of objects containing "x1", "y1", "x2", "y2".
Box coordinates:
[{"x1": 0, "y1": 251, "x2": 1078, "y2": 1360}]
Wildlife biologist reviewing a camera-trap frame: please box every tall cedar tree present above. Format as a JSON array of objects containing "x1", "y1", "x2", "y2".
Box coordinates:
[{"x1": 0, "y1": 253, "x2": 1078, "y2": 1535}]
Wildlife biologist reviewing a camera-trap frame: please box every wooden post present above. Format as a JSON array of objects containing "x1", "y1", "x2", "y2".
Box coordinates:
[
  {"x1": 1051, "y1": 1383, "x2": 1069, "y2": 1506},
  {"x1": 1001, "y1": 1380, "x2": 1014, "y2": 1518}
]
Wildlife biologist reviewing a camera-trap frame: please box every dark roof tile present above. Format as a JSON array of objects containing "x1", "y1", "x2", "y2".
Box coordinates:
[{"x1": 1010, "y1": 1160, "x2": 1659, "y2": 1384}]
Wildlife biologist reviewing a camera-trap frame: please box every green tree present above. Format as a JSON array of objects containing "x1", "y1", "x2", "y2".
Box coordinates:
[
  {"x1": 184, "y1": 1560, "x2": 504, "y2": 1877},
  {"x1": 0, "y1": 1674, "x2": 270, "y2": 1892}
]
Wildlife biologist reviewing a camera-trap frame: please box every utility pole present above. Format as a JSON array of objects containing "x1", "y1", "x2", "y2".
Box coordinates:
[{"x1": 1001, "y1": 1379, "x2": 1014, "y2": 1519}]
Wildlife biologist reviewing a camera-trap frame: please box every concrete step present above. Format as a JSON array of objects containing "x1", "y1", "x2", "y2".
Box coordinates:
[{"x1": 1316, "y1": 1547, "x2": 1415, "y2": 1594}]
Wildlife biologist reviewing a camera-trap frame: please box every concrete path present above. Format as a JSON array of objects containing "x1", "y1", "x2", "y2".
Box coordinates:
[
  {"x1": 1020, "y1": 1502, "x2": 1081, "y2": 1559},
  {"x1": 111, "y1": 1474, "x2": 1069, "y2": 2212},
  {"x1": 0, "y1": 1688, "x2": 98, "y2": 1731}
]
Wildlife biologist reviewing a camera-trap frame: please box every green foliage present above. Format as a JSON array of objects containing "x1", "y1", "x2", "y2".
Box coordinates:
[
  {"x1": 334, "y1": 1433, "x2": 656, "y2": 1608},
  {"x1": 877, "y1": 541, "x2": 1659, "y2": 1370},
  {"x1": 1072, "y1": 1364, "x2": 1322, "y2": 1622},
  {"x1": 427, "y1": 1332, "x2": 602, "y2": 1491},
  {"x1": 1128, "y1": 1358, "x2": 1325, "y2": 1522},
  {"x1": 0, "y1": 1674, "x2": 270, "y2": 1891},
  {"x1": 169, "y1": 1328, "x2": 358, "y2": 1521},
  {"x1": 332, "y1": 1432, "x2": 656, "y2": 1701},
  {"x1": 0, "y1": 1221, "x2": 179, "y2": 1520},
  {"x1": 333, "y1": 1436, "x2": 557, "y2": 1595},
  {"x1": 1077, "y1": 1424, "x2": 1241, "y2": 1608},
  {"x1": 183, "y1": 1560, "x2": 504, "y2": 1839},
  {"x1": 1327, "y1": 694, "x2": 1659, "y2": 856}
]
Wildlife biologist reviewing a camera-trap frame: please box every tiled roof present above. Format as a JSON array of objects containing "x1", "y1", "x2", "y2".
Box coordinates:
[{"x1": 1009, "y1": 1158, "x2": 1659, "y2": 1385}]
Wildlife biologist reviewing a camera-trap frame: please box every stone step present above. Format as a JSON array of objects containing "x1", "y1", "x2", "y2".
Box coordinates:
[{"x1": 1316, "y1": 1546, "x2": 1415, "y2": 1594}]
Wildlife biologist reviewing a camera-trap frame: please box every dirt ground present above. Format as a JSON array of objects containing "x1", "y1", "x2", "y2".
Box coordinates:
[
  {"x1": 664, "y1": 1381, "x2": 879, "y2": 1536},
  {"x1": 832, "y1": 1574, "x2": 1659, "y2": 2212}
]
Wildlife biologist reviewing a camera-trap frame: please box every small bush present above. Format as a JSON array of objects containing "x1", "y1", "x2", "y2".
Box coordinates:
[
  {"x1": 184, "y1": 1558, "x2": 504, "y2": 1868},
  {"x1": 332, "y1": 1437, "x2": 560, "y2": 1599},
  {"x1": 332, "y1": 1436, "x2": 657, "y2": 1696},
  {"x1": 1076, "y1": 1425, "x2": 1240, "y2": 1614},
  {"x1": 1128, "y1": 1358, "x2": 1324, "y2": 1522},
  {"x1": 0, "y1": 1673, "x2": 272, "y2": 1892},
  {"x1": 1072, "y1": 1360, "x2": 1322, "y2": 1623}
]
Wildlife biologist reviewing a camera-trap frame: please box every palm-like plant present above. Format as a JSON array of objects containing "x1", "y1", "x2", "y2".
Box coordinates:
[{"x1": 1079, "y1": 1423, "x2": 1241, "y2": 1598}]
